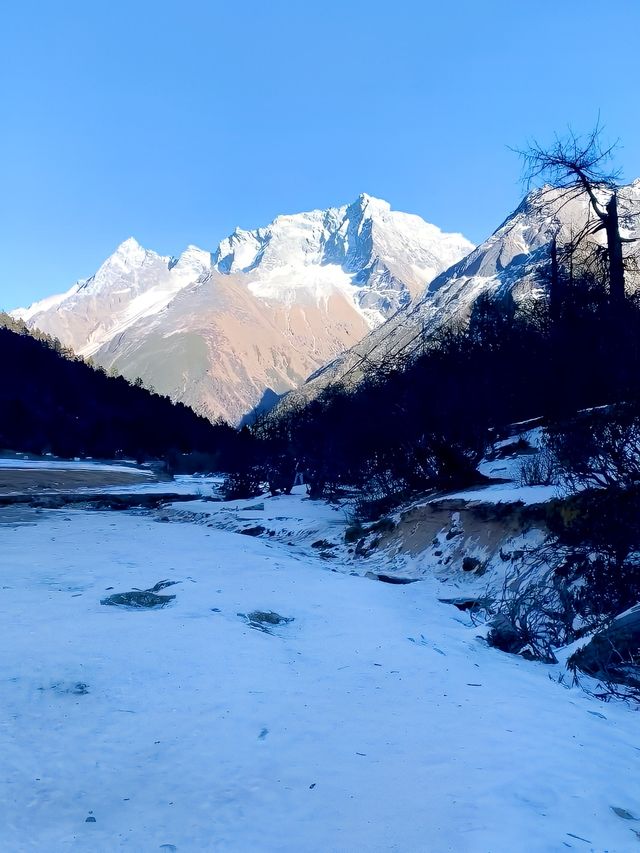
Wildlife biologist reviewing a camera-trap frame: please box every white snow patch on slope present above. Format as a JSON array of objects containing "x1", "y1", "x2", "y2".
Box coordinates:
[
  {"x1": 444, "y1": 482, "x2": 560, "y2": 505},
  {"x1": 12, "y1": 283, "x2": 83, "y2": 322}
]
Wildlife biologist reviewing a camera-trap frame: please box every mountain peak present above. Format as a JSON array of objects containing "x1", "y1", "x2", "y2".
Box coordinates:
[
  {"x1": 113, "y1": 237, "x2": 145, "y2": 257},
  {"x1": 211, "y1": 195, "x2": 470, "y2": 284},
  {"x1": 355, "y1": 193, "x2": 391, "y2": 212},
  {"x1": 169, "y1": 245, "x2": 212, "y2": 277},
  {"x1": 118, "y1": 235, "x2": 141, "y2": 249},
  {"x1": 109, "y1": 237, "x2": 148, "y2": 266}
]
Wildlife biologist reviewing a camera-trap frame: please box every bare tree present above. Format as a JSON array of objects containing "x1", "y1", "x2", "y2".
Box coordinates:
[
  {"x1": 517, "y1": 124, "x2": 636, "y2": 309},
  {"x1": 547, "y1": 405, "x2": 640, "y2": 491},
  {"x1": 549, "y1": 235, "x2": 562, "y2": 324}
]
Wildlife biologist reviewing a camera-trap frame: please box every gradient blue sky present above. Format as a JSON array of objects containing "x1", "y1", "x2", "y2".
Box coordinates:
[{"x1": 2, "y1": 0, "x2": 639, "y2": 308}]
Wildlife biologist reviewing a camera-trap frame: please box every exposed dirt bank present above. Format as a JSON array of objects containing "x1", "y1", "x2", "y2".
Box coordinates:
[{"x1": 0, "y1": 467, "x2": 156, "y2": 496}]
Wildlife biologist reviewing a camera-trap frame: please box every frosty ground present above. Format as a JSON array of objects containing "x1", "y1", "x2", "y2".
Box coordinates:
[
  {"x1": 2, "y1": 487, "x2": 640, "y2": 852},
  {"x1": 0, "y1": 457, "x2": 157, "y2": 495}
]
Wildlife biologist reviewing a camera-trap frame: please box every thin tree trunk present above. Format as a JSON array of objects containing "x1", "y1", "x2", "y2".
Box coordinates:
[
  {"x1": 549, "y1": 236, "x2": 561, "y2": 325},
  {"x1": 606, "y1": 192, "x2": 626, "y2": 308}
]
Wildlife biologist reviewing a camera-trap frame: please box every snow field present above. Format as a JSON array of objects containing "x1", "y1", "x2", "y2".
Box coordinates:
[{"x1": 1, "y1": 499, "x2": 639, "y2": 851}]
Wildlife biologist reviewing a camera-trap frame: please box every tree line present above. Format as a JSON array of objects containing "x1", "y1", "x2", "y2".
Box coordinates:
[{"x1": 0, "y1": 313, "x2": 243, "y2": 467}]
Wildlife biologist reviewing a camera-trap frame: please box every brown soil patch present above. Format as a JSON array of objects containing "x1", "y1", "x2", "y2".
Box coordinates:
[
  {"x1": 0, "y1": 467, "x2": 155, "y2": 496},
  {"x1": 378, "y1": 498, "x2": 548, "y2": 562}
]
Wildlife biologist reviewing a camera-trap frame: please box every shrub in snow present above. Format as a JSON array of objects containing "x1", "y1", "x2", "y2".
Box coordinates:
[
  {"x1": 548, "y1": 405, "x2": 640, "y2": 491},
  {"x1": 519, "y1": 447, "x2": 558, "y2": 487},
  {"x1": 344, "y1": 520, "x2": 365, "y2": 544},
  {"x1": 568, "y1": 605, "x2": 640, "y2": 692},
  {"x1": 487, "y1": 571, "x2": 575, "y2": 664},
  {"x1": 222, "y1": 469, "x2": 264, "y2": 501}
]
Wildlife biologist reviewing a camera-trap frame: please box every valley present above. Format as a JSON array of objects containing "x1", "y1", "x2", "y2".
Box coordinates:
[{"x1": 5, "y1": 3, "x2": 640, "y2": 850}]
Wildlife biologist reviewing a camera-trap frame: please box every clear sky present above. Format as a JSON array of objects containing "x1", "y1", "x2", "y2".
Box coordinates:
[{"x1": 2, "y1": 0, "x2": 639, "y2": 308}]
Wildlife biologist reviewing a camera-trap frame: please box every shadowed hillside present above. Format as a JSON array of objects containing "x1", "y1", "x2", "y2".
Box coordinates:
[{"x1": 0, "y1": 313, "x2": 237, "y2": 463}]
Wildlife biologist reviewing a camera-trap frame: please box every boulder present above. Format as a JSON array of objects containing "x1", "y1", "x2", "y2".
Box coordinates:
[
  {"x1": 569, "y1": 605, "x2": 640, "y2": 688},
  {"x1": 462, "y1": 556, "x2": 482, "y2": 573}
]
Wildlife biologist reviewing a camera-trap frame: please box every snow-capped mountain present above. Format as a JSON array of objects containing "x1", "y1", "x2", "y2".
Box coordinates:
[
  {"x1": 14, "y1": 238, "x2": 212, "y2": 358},
  {"x1": 211, "y1": 194, "x2": 470, "y2": 325},
  {"x1": 280, "y1": 181, "x2": 640, "y2": 411},
  {"x1": 13, "y1": 195, "x2": 472, "y2": 423}
]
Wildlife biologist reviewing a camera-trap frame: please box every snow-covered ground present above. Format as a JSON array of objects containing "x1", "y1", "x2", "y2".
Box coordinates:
[
  {"x1": 0, "y1": 456, "x2": 223, "y2": 499},
  {"x1": 443, "y1": 482, "x2": 560, "y2": 506},
  {"x1": 2, "y1": 490, "x2": 640, "y2": 852},
  {"x1": 0, "y1": 458, "x2": 159, "y2": 498}
]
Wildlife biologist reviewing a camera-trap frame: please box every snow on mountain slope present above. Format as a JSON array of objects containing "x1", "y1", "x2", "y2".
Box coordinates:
[
  {"x1": 212, "y1": 194, "x2": 471, "y2": 325},
  {"x1": 281, "y1": 181, "x2": 640, "y2": 411},
  {"x1": 92, "y1": 270, "x2": 373, "y2": 423},
  {"x1": 13, "y1": 196, "x2": 472, "y2": 422},
  {"x1": 16, "y1": 239, "x2": 212, "y2": 359},
  {"x1": 11, "y1": 282, "x2": 84, "y2": 323}
]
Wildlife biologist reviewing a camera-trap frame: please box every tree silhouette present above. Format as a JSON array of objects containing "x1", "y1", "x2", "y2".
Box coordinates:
[{"x1": 517, "y1": 124, "x2": 637, "y2": 310}]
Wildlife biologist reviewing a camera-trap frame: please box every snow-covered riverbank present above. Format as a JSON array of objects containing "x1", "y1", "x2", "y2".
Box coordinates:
[
  {"x1": 0, "y1": 456, "x2": 158, "y2": 496},
  {"x1": 2, "y1": 495, "x2": 640, "y2": 852}
]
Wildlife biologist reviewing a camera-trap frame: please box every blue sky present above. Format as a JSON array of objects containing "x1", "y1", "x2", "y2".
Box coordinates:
[{"x1": 2, "y1": 0, "x2": 639, "y2": 308}]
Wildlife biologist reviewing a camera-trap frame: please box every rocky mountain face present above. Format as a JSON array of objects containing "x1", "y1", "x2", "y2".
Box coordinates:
[
  {"x1": 14, "y1": 195, "x2": 472, "y2": 423},
  {"x1": 279, "y1": 181, "x2": 640, "y2": 412}
]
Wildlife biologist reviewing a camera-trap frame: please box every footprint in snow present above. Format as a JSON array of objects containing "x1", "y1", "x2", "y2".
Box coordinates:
[
  {"x1": 408, "y1": 635, "x2": 446, "y2": 655},
  {"x1": 101, "y1": 581, "x2": 180, "y2": 609},
  {"x1": 41, "y1": 681, "x2": 89, "y2": 696},
  {"x1": 611, "y1": 806, "x2": 638, "y2": 820},
  {"x1": 238, "y1": 611, "x2": 294, "y2": 634}
]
